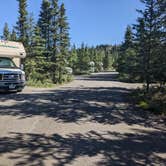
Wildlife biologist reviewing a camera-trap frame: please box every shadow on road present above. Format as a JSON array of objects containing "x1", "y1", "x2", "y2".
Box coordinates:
[
  {"x1": 0, "y1": 72, "x2": 165, "y2": 165},
  {"x1": 0, "y1": 130, "x2": 165, "y2": 166},
  {"x1": 0, "y1": 86, "x2": 165, "y2": 129}
]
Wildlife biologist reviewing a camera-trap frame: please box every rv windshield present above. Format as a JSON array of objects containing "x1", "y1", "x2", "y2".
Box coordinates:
[{"x1": 0, "y1": 57, "x2": 17, "y2": 68}]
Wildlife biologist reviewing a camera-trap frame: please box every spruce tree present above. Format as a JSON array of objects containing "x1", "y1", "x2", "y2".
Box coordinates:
[
  {"x1": 26, "y1": 13, "x2": 36, "y2": 59},
  {"x1": 135, "y1": 0, "x2": 164, "y2": 91},
  {"x1": 117, "y1": 25, "x2": 135, "y2": 78},
  {"x1": 76, "y1": 43, "x2": 90, "y2": 73},
  {"x1": 59, "y1": 3, "x2": 70, "y2": 54},
  {"x1": 103, "y1": 46, "x2": 111, "y2": 70},
  {"x1": 153, "y1": 0, "x2": 166, "y2": 86},
  {"x1": 25, "y1": 26, "x2": 47, "y2": 81},
  {"x1": 56, "y1": 3, "x2": 70, "y2": 83},
  {"x1": 50, "y1": 0, "x2": 59, "y2": 51},
  {"x1": 38, "y1": 0, "x2": 52, "y2": 57},
  {"x1": 123, "y1": 25, "x2": 134, "y2": 49},
  {"x1": 10, "y1": 29, "x2": 17, "y2": 41},
  {"x1": 69, "y1": 44, "x2": 78, "y2": 72},
  {"x1": 31, "y1": 26, "x2": 46, "y2": 58},
  {"x1": 134, "y1": 18, "x2": 147, "y2": 82},
  {"x1": 3, "y1": 23, "x2": 10, "y2": 40},
  {"x1": 49, "y1": 0, "x2": 59, "y2": 83},
  {"x1": 27, "y1": 13, "x2": 35, "y2": 46},
  {"x1": 15, "y1": 0, "x2": 28, "y2": 46}
]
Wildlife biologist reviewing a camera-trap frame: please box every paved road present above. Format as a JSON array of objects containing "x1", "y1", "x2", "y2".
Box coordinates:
[{"x1": 0, "y1": 72, "x2": 165, "y2": 166}]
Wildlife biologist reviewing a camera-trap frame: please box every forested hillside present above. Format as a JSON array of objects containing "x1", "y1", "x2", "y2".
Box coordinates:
[{"x1": 69, "y1": 44, "x2": 117, "y2": 74}]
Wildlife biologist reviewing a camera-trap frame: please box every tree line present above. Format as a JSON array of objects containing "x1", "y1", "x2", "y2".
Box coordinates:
[
  {"x1": 114, "y1": 0, "x2": 166, "y2": 92},
  {"x1": 2, "y1": 0, "x2": 165, "y2": 90},
  {"x1": 2, "y1": 0, "x2": 70, "y2": 84},
  {"x1": 69, "y1": 44, "x2": 117, "y2": 74},
  {"x1": 1, "y1": 0, "x2": 116, "y2": 85}
]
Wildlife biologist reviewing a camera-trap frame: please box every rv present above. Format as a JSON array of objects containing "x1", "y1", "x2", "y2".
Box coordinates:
[{"x1": 0, "y1": 40, "x2": 26, "y2": 92}]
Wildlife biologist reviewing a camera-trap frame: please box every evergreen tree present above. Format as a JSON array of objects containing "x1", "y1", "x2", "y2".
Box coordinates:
[
  {"x1": 56, "y1": 3, "x2": 70, "y2": 83},
  {"x1": 31, "y1": 26, "x2": 46, "y2": 57},
  {"x1": 103, "y1": 46, "x2": 111, "y2": 70},
  {"x1": 50, "y1": 0, "x2": 59, "y2": 51},
  {"x1": 10, "y1": 29, "x2": 17, "y2": 41},
  {"x1": 112, "y1": 45, "x2": 120, "y2": 69},
  {"x1": 134, "y1": 18, "x2": 147, "y2": 82},
  {"x1": 117, "y1": 25, "x2": 135, "y2": 77},
  {"x1": 76, "y1": 43, "x2": 90, "y2": 73},
  {"x1": 49, "y1": 0, "x2": 59, "y2": 83},
  {"x1": 69, "y1": 44, "x2": 78, "y2": 72},
  {"x1": 94, "y1": 49, "x2": 105, "y2": 72},
  {"x1": 123, "y1": 25, "x2": 134, "y2": 49},
  {"x1": 135, "y1": 0, "x2": 165, "y2": 91},
  {"x1": 26, "y1": 13, "x2": 36, "y2": 59},
  {"x1": 15, "y1": 0, "x2": 28, "y2": 46},
  {"x1": 3, "y1": 23, "x2": 10, "y2": 40},
  {"x1": 38, "y1": 0, "x2": 52, "y2": 57},
  {"x1": 59, "y1": 3, "x2": 70, "y2": 54},
  {"x1": 25, "y1": 26, "x2": 47, "y2": 81},
  {"x1": 153, "y1": 0, "x2": 166, "y2": 86},
  {"x1": 27, "y1": 13, "x2": 35, "y2": 46}
]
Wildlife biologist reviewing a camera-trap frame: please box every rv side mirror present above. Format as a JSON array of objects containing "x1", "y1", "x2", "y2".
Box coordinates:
[{"x1": 20, "y1": 64, "x2": 24, "y2": 70}]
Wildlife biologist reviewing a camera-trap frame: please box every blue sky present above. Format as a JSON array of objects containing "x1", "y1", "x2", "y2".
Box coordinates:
[{"x1": 0, "y1": 0, "x2": 144, "y2": 47}]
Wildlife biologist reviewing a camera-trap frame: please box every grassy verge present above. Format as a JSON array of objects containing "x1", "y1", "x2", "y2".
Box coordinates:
[
  {"x1": 131, "y1": 86, "x2": 166, "y2": 115},
  {"x1": 118, "y1": 73, "x2": 142, "y2": 83},
  {"x1": 26, "y1": 79, "x2": 55, "y2": 88},
  {"x1": 27, "y1": 75, "x2": 74, "y2": 88}
]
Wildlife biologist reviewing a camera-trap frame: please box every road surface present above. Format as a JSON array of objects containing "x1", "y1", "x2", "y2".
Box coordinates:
[{"x1": 0, "y1": 72, "x2": 165, "y2": 166}]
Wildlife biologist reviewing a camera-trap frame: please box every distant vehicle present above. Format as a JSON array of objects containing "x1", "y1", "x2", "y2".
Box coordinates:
[
  {"x1": 0, "y1": 40, "x2": 26, "y2": 92},
  {"x1": 89, "y1": 61, "x2": 95, "y2": 73},
  {"x1": 65, "y1": 67, "x2": 73, "y2": 74}
]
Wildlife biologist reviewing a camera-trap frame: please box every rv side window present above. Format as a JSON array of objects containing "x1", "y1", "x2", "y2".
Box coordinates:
[{"x1": 0, "y1": 57, "x2": 16, "y2": 68}]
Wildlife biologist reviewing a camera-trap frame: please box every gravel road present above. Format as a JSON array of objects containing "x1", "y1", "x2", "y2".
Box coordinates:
[{"x1": 0, "y1": 72, "x2": 165, "y2": 166}]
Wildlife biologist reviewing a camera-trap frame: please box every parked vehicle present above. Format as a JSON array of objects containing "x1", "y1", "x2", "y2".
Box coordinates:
[
  {"x1": 65, "y1": 67, "x2": 73, "y2": 74},
  {"x1": 0, "y1": 40, "x2": 26, "y2": 92}
]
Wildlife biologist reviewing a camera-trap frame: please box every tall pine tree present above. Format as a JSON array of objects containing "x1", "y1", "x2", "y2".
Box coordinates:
[
  {"x1": 117, "y1": 25, "x2": 135, "y2": 78},
  {"x1": 25, "y1": 26, "x2": 47, "y2": 81},
  {"x1": 10, "y1": 29, "x2": 17, "y2": 41},
  {"x1": 49, "y1": 0, "x2": 59, "y2": 83},
  {"x1": 38, "y1": 0, "x2": 52, "y2": 58},
  {"x1": 135, "y1": 0, "x2": 165, "y2": 91},
  {"x1": 56, "y1": 3, "x2": 70, "y2": 83},
  {"x1": 27, "y1": 13, "x2": 35, "y2": 47},
  {"x1": 15, "y1": 0, "x2": 28, "y2": 46},
  {"x1": 3, "y1": 23, "x2": 10, "y2": 40}
]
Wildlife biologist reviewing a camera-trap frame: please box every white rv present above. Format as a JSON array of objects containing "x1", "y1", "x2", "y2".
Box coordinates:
[{"x1": 0, "y1": 40, "x2": 26, "y2": 92}]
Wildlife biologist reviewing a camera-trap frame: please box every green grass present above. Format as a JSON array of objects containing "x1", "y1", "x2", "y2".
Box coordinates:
[
  {"x1": 138, "y1": 101, "x2": 150, "y2": 110},
  {"x1": 131, "y1": 86, "x2": 166, "y2": 115},
  {"x1": 27, "y1": 79, "x2": 56, "y2": 88},
  {"x1": 27, "y1": 75, "x2": 74, "y2": 88}
]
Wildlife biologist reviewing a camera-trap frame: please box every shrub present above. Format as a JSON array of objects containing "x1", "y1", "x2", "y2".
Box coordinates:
[
  {"x1": 139, "y1": 101, "x2": 150, "y2": 110},
  {"x1": 132, "y1": 86, "x2": 166, "y2": 115},
  {"x1": 27, "y1": 79, "x2": 55, "y2": 88}
]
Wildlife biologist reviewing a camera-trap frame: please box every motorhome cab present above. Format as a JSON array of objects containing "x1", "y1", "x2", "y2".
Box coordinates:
[{"x1": 0, "y1": 40, "x2": 26, "y2": 92}]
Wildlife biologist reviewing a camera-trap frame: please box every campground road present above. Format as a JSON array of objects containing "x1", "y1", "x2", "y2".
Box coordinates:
[{"x1": 0, "y1": 72, "x2": 165, "y2": 166}]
